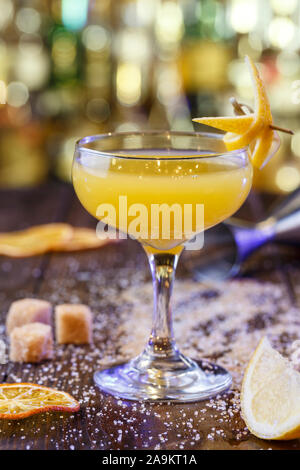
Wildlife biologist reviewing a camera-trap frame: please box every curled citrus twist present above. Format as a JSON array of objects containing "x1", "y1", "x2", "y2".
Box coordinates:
[{"x1": 193, "y1": 56, "x2": 281, "y2": 169}]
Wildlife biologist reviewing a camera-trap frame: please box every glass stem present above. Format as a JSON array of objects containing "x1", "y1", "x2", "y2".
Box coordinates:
[{"x1": 146, "y1": 251, "x2": 180, "y2": 358}]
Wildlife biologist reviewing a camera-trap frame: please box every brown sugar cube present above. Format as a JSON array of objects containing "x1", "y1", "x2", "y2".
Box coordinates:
[
  {"x1": 10, "y1": 323, "x2": 54, "y2": 363},
  {"x1": 6, "y1": 298, "x2": 52, "y2": 335},
  {"x1": 55, "y1": 304, "x2": 93, "y2": 345}
]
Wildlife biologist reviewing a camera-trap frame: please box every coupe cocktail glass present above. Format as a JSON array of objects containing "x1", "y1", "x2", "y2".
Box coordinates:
[{"x1": 73, "y1": 131, "x2": 252, "y2": 402}]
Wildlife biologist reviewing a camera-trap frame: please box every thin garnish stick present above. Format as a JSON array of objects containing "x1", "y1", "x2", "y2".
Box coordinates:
[{"x1": 229, "y1": 97, "x2": 294, "y2": 135}]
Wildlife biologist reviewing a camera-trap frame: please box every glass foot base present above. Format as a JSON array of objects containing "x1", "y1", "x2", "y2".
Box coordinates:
[{"x1": 94, "y1": 350, "x2": 232, "y2": 402}]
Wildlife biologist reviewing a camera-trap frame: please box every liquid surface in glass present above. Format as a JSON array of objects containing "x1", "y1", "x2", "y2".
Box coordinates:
[{"x1": 73, "y1": 149, "x2": 252, "y2": 250}]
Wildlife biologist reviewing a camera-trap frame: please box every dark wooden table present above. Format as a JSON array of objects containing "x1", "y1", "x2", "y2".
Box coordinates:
[{"x1": 0, "y1": 181, "x2": 300, "y2": 450}]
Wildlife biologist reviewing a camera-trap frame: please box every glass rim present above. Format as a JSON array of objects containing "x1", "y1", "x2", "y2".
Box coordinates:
[{"x1": 75, "y1": 130, "x2": 248, "y2": 161}]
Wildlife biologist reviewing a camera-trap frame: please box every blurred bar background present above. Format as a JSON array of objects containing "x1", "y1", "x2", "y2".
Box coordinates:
[{"x1": 0, "y1": 0, "x2": 299, "y2": 194}]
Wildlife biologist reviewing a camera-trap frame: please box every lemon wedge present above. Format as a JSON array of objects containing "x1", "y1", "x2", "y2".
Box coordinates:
[{"x1": 241, "y1": 337, "x2": 300, "y2": 440}]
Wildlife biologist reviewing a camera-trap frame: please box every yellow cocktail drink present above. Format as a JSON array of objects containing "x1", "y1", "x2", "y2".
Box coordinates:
[
  {"x1": 73, "y1": 131, "x2": 253, "y2": 402},
  {"x1": 71, "y1": 55, "x2": 283, "y2": 403},
  {"x1": 73, "y1": 149, "x2": 252, "y2": 251}
]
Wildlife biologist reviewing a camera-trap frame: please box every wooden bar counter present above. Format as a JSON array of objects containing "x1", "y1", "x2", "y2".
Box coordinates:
[{"x1": 0, "y1": 182, "x2": 300, "y2": 450}]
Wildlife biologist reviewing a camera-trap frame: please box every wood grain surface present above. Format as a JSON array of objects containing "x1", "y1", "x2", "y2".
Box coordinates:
[{"x1": 0, "y1": 181, "x2": 300, "y2": 450}]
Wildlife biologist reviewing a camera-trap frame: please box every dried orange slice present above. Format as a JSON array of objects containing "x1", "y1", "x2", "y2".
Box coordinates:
[
  {"x1": 241, "y1": 337, "x2": 300, "y2": 440},
  {"x1": 0, "y1": 224, "x2": 116, "y2": 257},
  {"x1": 0, "y1": 223, "x2": 73, "y2": 257},
  {"x1": 53, "y1": 227, "x2": 115, "y2": 252},
  {"x1": 193, "y1": 56, "x2": 281, "y2": 169},
  {"x1": 0, "y1": 383, "x2": 80, "y2": 419}
]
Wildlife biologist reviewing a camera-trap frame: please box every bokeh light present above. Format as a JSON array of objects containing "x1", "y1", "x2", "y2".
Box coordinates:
[
  {"x1": 114, "y1": 30, "x2": 151, "y2": 64},
  {"x1": 0, "y1": 0, "x2": 298, "y2": 193},
  {"x1": 270, "y1": 0, "x2": 298, "y2": 15},
  {"x1": 16, "y1": 8, "x2": 41, "y2": 34},
  {"x1": 291, "y1": 131, "x2": 300, "y2": 158},
  {"x1": 16, "y1": 38, "x2": 50, "y2": 90},
  {"x1": 116, "y1": 63, "x2": 142, "y2": 106},
  {"x1": 277, "y1": 52, "x2": 300, "y2": 77},
  {"x1": 52, "y1": 32, "x2": 77, "y2": 71},
  {"x1": 86, "y1": 98, "x2": 110, "y2": 123},
  {"x1": 82, "y1": 25, "x2": 110, "y2": 52},
  {"x1": 155, "y1": 1, "x2": 184, "y2": 49},
  {"x1": 136, "y1": 0, "x2": 157, "y2": 27},
  {"x1": 36, "y1": 90, "x2": 61, "y2": 117},
  {"x1": 62, "y1": 0, "x2": 89, "y2": 31},
  {"x1": 0, "y1": 80, "x2": 6, "y2": 104},
  {"x1": 230, "y1": 0, "x2": 258, "y2": 34},
  {"x1": 276, "y1": 165, "x2": 300, "y2": 192},
  {"x1": 268, "y1": 17, "x2": 296, "y2": 49},
  {"x1": 0, "y1": 0, "x2": 14, "y2": 31},
  {"x1": 6, "y1": 81, "x2": 29, "y2": 107}
]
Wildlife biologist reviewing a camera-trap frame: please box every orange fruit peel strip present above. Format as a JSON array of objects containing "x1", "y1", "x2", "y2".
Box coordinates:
[
  {"x1": 241, "y1": 337, "x2": 300, "y2": 440},
  {"x1": 249, "y1": 128, "x2": 280, "y2": 170},
  {"x1": 192, "y1": 114, "x2": 255, "y2": 134},
  {"x1": 193, "y1": 55, "x2": 281, "y2": 169},
  {"x1": 0, "y1": 383, "x2": 80, "y2": 420},
  {"x1": 223, "y1": 55, "x2": 272, "y2": 151}
]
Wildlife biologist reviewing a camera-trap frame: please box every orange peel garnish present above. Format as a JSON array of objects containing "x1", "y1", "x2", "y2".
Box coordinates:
[
  {"x1": 0, "y1": 383, "x2": 80, "y2": 420},
  {"x1": 223, "y1": 56, "x2": 272, "y2": 151},
  {"x1": 193, "y1": 114, "x2": 255, "y2": 134},
  {"x1": 193, "y1": 55, "x2": 283, "y2": 169}
]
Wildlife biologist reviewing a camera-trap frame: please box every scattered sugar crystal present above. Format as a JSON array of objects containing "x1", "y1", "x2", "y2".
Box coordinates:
[
  {"x1": 55, "y1": 304, "x2": 93, "y2": 344},
  {"x1": 1, "y1": 269, "x2": 299, "y2": 449},
  {"x1": 0, "y1": 339, "x2": 7, "y2": 364},
  {"x1": 6, "y1": 298, "x2": 52, "y2": 335},
  {"x1": 10, "y1": 323, "x2": 54, "y2": 363}
]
